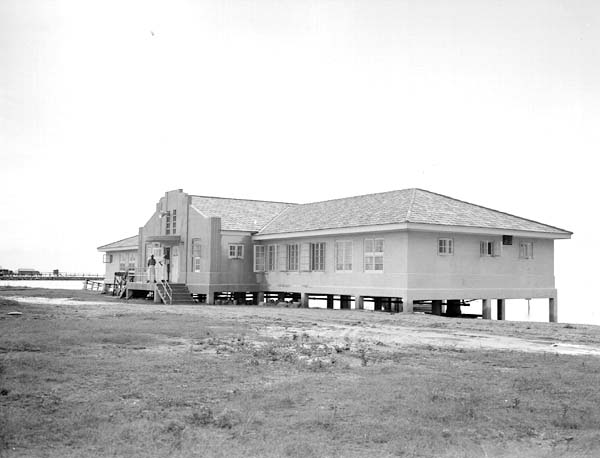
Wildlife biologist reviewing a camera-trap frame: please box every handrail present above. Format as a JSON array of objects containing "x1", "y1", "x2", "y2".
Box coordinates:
[
  {"x1": 156, "y1": 280, "x2": 172, "y2": 305},
  {"x1": 164, "y1": 281, "x2": 172, "y2": 302},
  {"x1": 155, "y1": 284, "x2": 166, "y2": 303}
]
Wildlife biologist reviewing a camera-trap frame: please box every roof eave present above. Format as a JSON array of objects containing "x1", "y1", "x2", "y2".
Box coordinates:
[{"x1": 253, "y1": 222, "x2": 572, "y2": 240}]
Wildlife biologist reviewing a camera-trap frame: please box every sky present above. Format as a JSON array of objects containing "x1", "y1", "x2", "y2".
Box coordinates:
[{"x1": 1, "y1": 0, "x2": 599, "y2": 322}]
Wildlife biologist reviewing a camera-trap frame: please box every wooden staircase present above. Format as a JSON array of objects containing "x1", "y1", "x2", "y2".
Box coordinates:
[{"x1": 166, "y1": 283, "x2": 195, "y2": 305}]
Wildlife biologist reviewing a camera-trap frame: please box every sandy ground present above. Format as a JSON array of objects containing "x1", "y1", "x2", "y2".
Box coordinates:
[{"x1": 5, "y1": 292, "x2": 600, "y2": 357}]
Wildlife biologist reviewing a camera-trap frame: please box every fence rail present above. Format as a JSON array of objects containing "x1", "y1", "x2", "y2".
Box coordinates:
[
  {"x1": 0, "y1": 272, "x2": 103, "y2": 280},
  {"x1": 83, "y1": 279, "x2": 105, "y2": 292}
]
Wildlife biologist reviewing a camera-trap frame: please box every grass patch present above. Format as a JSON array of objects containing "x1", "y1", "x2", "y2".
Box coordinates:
[{"x1": 1, "y1": 290, "x2": 600, "y2": 457}]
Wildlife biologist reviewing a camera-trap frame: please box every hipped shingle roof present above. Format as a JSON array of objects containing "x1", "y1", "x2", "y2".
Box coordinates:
[{"x1": 258, "y1": 189, "x2": 571, "y2": 236}]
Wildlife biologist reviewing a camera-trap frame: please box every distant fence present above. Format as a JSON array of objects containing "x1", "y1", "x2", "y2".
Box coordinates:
[{"x1": 0, "y1": 273, "x2": 104, "y2": 281}]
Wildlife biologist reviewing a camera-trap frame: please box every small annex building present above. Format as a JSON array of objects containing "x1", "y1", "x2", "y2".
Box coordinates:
[{"x1": 98, "y1": 188, "x2": 571, "y2": 321}]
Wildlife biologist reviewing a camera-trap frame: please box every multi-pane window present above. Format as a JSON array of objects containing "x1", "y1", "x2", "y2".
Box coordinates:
[
  {"x1": 254, "y1": 245, "x2": 266, "y2": 272},
  {"x1": 364, "y1": 238, "x2": 384, "y2": 271},
  {"x1": 267, "y1": 245, "x2": 277, "y2": 271},
  {"x1": 145, "y1": 243, "x2": 153, "y2": 261},
  {"x1": 228, "y1": 244, "x2": 244, "y2": 259},
  {"x1": 480, "y1": 240, "x2": 501, "y2": 257},
  {"x1": 165, "y1": 210, "x2": 177, "y2": 235},
  {"x1": 438, "y1": 238, "x2": 454, "y2": 255},
  {"x1": 519, "y1": 242, "x2": 533, "y2": 259},
  {"x1": 128, "y1": 253, "x2": 136, "y2": 270},
  {"x1": 310, "y1": 242, "x2": 326, "y2": 271},
  {"x1": 192, "y1": 238, "x2": 201, "y2": 272},
  {"x1": 119, "y1": 253, "x2": 127, "y2": 271},
  {"x1": 335, "y1": 240, "x2": 353, "y2": 271},
  {"x1": 103, "y1": 254, "x2": 113, "y2": 263},
  {"x1": 287, "y1": 244, "x2": 299, "y2": 271}
]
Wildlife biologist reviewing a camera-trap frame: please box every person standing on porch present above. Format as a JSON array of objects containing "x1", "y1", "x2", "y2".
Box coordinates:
[{"x1": 147, "y1": 254, "x2": 156, "y2": 282}]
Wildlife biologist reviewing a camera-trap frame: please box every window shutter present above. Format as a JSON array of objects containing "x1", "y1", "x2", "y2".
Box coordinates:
[
  {"x1": 278, "y1": 244, "x2": 287, "y2": 271},
  {"x1": 300, "y1": 243, "x2": 310, "y2": 271},
  {"x1": 493, "y1": 240, "x2": 502, "y2": 257},
  {"x1": 253, "y1": 245, "x2": 265, "y2": 272},
  {"x1": 480, "y1": 241, "x2": 485, "y2": 257}
]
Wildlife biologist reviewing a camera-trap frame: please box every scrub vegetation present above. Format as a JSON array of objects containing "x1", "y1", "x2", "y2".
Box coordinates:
[{"x1": 1, "y1": 288, "x2": 600, "y2": 457}]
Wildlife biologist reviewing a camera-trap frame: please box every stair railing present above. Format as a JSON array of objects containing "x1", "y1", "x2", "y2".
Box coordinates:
[
  {"x1": 156, "y1": 280, "x2": 172, "y2": 305},
  {"x1": 164, "y1": 281, "x2": 172, "y2": 304}
]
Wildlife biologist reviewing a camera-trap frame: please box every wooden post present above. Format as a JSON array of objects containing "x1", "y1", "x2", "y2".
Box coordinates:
[
  {"x1": 355, "y1": 296, "x2": 364, "y2": 310},
  {"x1": 340, "y1": 295, "x2": 351, "y2": 309},
  {"x1": 326, "y1": 295, "x2": 334, "y2": 309},
  {"x1": 206, "y1": 291, "x2": 215, "y2": 305},
  {"x1": 497, "y1": 299, "x2": 505, "y2": 321},
  {"x1": 482, "y1": 299, "x2": 491, "y2": 320},
  {"x1": 432, "y1": 300, "x2": 442, "y2": 316},
  {"x1": 374, "y1": 297, "x2": 382, "y2": 311},
  {"x1": 403, "y1": 297, "x2": 414, "y2": 313},
  {"x1": 549, "y1": 297, "x2": 557, "y2": 323},
  {"x1": 300, "y1": 293, "x2": 309, "y2": 308}
]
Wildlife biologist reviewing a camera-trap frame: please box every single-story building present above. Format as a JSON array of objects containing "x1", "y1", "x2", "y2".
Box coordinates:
[{"x1": 98, "y1": 188, "x2": 571, "y2": 321}]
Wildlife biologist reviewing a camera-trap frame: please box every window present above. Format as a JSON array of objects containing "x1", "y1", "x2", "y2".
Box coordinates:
[
  {"x1": 480, "y1": 240, "x2": 501, "y2": 257},
  {"x1": 254, "y1": 245, "x2": 266, "y2": 272},
  {"x1": 228, "y1": 244, "x2": 244, "y2": 259},
  {"x1": 165, "y1": 211, "x2": 171, "y2": 235},
  {"x1": 335, "y1": 240, "x2": 353, "y2": 271},
  {"x1": 103, "y1": 254, "x2": 113, "y2": 263},
  {"x1": 145, "y1": 243, "x2": 153, "y2": 261},
  {"x1": 519, "y1": 242, "x2": 533, "y2": 259},
  {"x1": 438, "y1": 238, "x2": 454, "y2": 255},
  {"x1": 300, "y1": 243, "x2": 310, "y2": 271},
  {"x1": 310, "y1": 242, "x2": 326, "y2": 271},
  {"x1": 364, "y1": 238, "x2": 384, "y2": 271},
  {"x1": 172, "y1": 210, "x2": 177, "y2": 235},
  {"x1": 267, "y1": 245, "x2": 278, "y2": 271},
  {"x1": 128, "y1": 253, "x2": 136, "y2": 270},
  {"x1": 192, "y1": 238, "x2": 201, "y2": 272},
  {"x1": 287, "y1": 244, "x2": 299, "y2": 271},
  {"x1": 119, "y1": 253, "x2": 127, "y2": 271},
  {"x1": 502, "y1": 235, "x2": 513, "y2": 245}
]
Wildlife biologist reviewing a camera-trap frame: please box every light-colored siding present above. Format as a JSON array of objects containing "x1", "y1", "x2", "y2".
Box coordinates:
[
  {"x1": 257, "y1": 231, "x2": 409, "y2": 297},
  {"x1": 406, "y1": 231, "x2": 555, "y2": 300}
]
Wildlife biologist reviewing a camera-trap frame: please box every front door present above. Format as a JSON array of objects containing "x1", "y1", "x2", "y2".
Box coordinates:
[
  {"x1": 171, "y1": 246, "x2": 179, "y2": 283},
  {"x1": 152, "y1": 245, "x2": 164, "y2": 281}
]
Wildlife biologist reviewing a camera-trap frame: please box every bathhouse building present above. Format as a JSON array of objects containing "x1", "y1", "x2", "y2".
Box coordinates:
[{"x1": 97, "y1": 188, "x2": 571, "y2": 321}]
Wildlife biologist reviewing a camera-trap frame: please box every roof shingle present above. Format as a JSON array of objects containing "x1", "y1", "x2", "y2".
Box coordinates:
[
  {"x1": 97, "y1": 235, "x2": 138, "y2": 251},
  {"x1": 258, "y1": 189, "x2": 571, "y2": 235},
  {"x1": 191, "y1": 196, "x2": 294, "y2": 232}
]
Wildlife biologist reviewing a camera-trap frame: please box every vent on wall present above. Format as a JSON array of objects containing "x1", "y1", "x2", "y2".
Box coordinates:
[{"x1": 502, "y1": 235, "x2": 513, "y2": 246}]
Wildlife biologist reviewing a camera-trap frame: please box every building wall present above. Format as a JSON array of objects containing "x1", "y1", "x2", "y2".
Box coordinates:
[
  {"x1": 258, "y1": 231, "x2": 409, "y2": 297},
  {"x1": 255, "y1": 230, "x2": 556, "y2": 301},
  {"x1": 102, "y1": 249, "x2": 137, "y2": 282},
  {"x1": 406, "y1": 231, "x2": 555, "y2": 300},
  {"x1": 185, "y1": 208, "x2": 258, "y2": 294}
]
